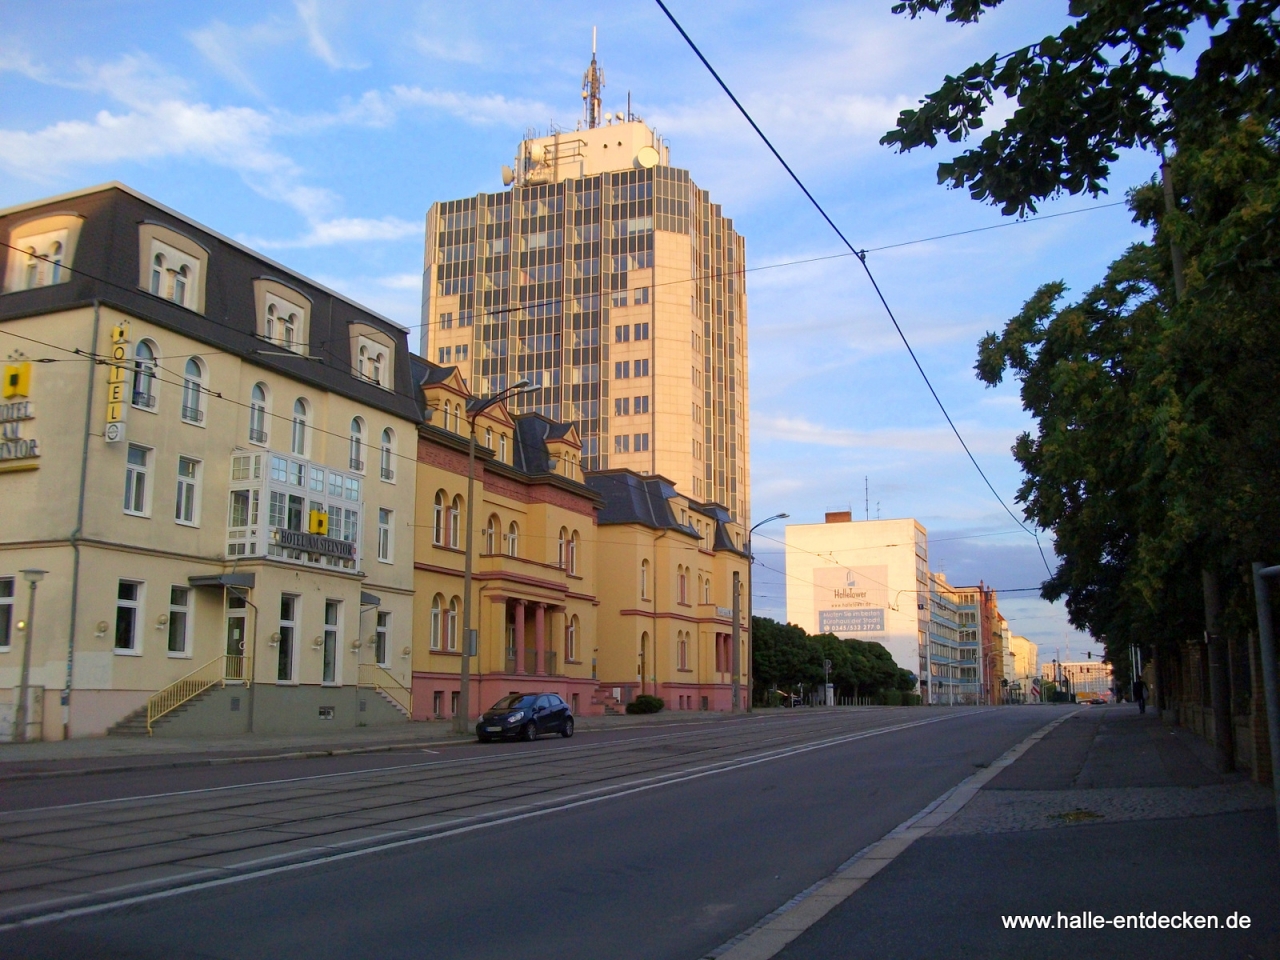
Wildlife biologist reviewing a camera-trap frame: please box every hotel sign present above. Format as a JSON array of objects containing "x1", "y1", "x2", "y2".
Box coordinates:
[
  {"x1": 0, "y1": 361, "x2": 39, "y2": 471},
  {"x1": 104, "y1": 323, "x2": 129, "y2": 443},
  {"x1": 274, "y1": 528, "x2": 357, "y2": 560}
]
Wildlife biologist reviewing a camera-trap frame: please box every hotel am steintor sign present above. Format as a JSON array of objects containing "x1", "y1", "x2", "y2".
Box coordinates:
[{"x1": 0, "y1": 358, "x2": 39, "y2": 471}]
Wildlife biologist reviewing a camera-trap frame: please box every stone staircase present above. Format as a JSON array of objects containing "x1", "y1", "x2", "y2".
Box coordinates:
[
  {"x1": 591, "y1": 684, "x2": 626, "y2": 716},
  {"x1": 370, "y1": 686, "x2": 411, "y2": 718},
  {"x1": 107, "y1": 687, "x2": 221, "y2": 737}
]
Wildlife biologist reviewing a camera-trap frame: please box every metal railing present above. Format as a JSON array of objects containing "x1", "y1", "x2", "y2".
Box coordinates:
[
  {"x1": 358, "y1": 663, "x2": 412, "y2": 716},
  {"x1": 381, "y1": 465, "x2": 395, "y2": 481},
  {"x1": 146, "y1": 654, "x2": 248, "y2": 735},
  {"x1": 349, "y1": 457, "x2": 365, "y2": 472},
  {"x1": 132, "y1": 390, "x2": 157, "y2": 409},
  {"x1": 249, "y1": 427, "x2": 267, "y2": 444},
  {"x1": 181, "y1": 405, "x2": 204, "y2": 423}
]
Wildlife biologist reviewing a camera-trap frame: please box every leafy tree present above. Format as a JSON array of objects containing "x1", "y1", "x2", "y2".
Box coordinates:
[{"x1": 751, "y1": 617, "x2": 915, "y2": 702}]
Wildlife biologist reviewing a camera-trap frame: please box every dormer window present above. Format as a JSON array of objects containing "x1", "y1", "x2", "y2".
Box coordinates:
[
  {"x1": 140, "y1": 231, "x2": 203, "y2": 311},
  {"x1": 4, "y1": 214, "x2": 83, "y2": 294},
  {"x1": 254, "y1": 280, "x2": 311, "y2": 355},
  {"x1": 352, "y1": 332, "x2": 394, "y2": 388}
]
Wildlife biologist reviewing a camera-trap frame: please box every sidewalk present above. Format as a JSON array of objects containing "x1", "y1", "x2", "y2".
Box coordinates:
[
  {"x1": 770, "y1": 705, "x2": 1280, "y2": 959},
  {"x1": 0, "y1": 707, "x2": 749, "y2": 781}
]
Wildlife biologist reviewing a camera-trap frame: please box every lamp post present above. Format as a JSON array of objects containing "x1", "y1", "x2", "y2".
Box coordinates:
[
  {"x1": 745, "y1": 513, "x2": 788, "y2": 712},
  {"x1": 455, "y1": 378, "x2": 535, "y2": 736},
  {"x1": 14, "y1": 569, "x2": 46, "y2": 743}
]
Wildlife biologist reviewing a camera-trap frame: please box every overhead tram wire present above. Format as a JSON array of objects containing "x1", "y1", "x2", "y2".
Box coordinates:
[{"x1": 653, "y1": 0, "x2": 1053, "y2": 578}]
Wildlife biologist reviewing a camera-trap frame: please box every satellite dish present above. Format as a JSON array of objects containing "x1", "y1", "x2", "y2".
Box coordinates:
[
  {"x1": 529, "y1": 144, "x2": 546, "y2": 163},
  {"x1": 501, "y1": 165, "x2": 515, "y2": 186},
  {"x1": 615, "y1": 112, "x2": 625, "y2": 122},
  {"x1": 636, "y1": 145, "x2": 660, "y2": 169}
]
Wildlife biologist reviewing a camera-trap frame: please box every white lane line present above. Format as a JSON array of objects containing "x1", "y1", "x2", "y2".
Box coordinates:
[
  {"x1": 704, "y1": 708, "x2": 1082, "y2": 960},
  {"x1": 0, "y1": 711, "x2": 920, "y2": 817},
  {"x1": 0, "y1": 713, "x2": 964, "y2": 930}
]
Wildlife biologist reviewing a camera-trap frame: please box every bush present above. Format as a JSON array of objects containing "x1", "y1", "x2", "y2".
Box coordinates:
[{"x1": 626, "y1": 694, "x2": 664, "y2": 714}]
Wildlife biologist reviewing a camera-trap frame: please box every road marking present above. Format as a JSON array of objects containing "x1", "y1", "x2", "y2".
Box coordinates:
[
  {"x1": 703, "y1": 709, "x2": 1082, "y2": 960},
  {"x1": 0, "y1": 713, "x2": 964, "y2": 930}
]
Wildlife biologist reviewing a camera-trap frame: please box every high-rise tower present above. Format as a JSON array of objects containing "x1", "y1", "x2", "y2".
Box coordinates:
[{"x1": 422, "y1": 41, "x2": 749, "y2": 521}]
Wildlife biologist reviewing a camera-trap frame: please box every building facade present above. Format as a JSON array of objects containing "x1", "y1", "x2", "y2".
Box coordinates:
[
  {"x1": 785, "y1": 513, "x2": 929, "y2": 690},
  {"x1": 587, "y1": 470, "x2": 749, "y2": 712},
  {"x1": 420, "y1": 52, "x2": 749, "y2": 523},
  {"x1": 928, "y1": 572, "x2": 978, "y2": 704},
  {"x1": 0, "y1": 184, "x2": 418, "y2": 739},
  {"x1": 1044, "y1": 659, "x2": 1113, "y2": 700}
]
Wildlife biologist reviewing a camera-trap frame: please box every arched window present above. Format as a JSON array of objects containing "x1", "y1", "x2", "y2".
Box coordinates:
[
  {"x1": 678, "y1": 566, "x2": 688, "y2": 604},
  {"x1": 349, "y1": 417, "x2": 364, "y2": 471},
  {"x1": 566, "y1": 615, "x2": 579, "y2": 662},
  {"x1": 249, "y1": 383, "x2": 268, "y2": 444},
  {"x1": 499, "y1": 433, "x2": 507, "y2": 462},
  {"x1": 181, "y1": 357, "x2": 205, "y2": 424},
  {"x1": 266, "y1": 303, "x2": 277, "y2": 342},
  {"x1": 358, "y1": 345, "x2": 368, "y2": 379},
  {"x1": 291, "y1": 399, "x2": 309, "y2": 456},
  {"x1": 174, "y1": 264, "x2": 189, "y2": 306},
  {"x1": 371, "y1": 350, "x2": 384, "y2": 385},
  {"x1": 557, "y1": 527, "x2": 567, "y2": 568},
  {"x1": 678, "y1": 632, "x2": 688, "y2": 671},
  {"x1": 454, "y1": 402, "x2": 462, "y2": 433},
  {"x1": 150, "y1": 253, "x2": 164, "y2": 295},
  {"x1": 281, "y1": 309, "x2": 298, "y2": 349},
  {"x1": 441, "y1": 401, "x2": 451, "y2": 431},
  {"x1": 22, "y1": 247, "x2": 37, "y2": 289},
  {"x1": 641, "y1": 559, "x2": 650, "y2": 600},
  {"x1": 505, "y1": 521, "x2": 519, "y2": 557},
  {"x1": 430, "y1": 594, "x2": 443, "y2": 650},
  {"x1": 703, "y1": 577, "x2": 711, "y2": 604},
  {"x1": 485, "y1": 514, "x2": 499, "y2": 554},
  {"x1": 446, "y1": 597, "x2": 460, "y2": 651},
  {"x1": 132, "y1": 340, "x2": 157, "y2": 409},
  {"x1": 697, "y1": 575, "x2": 704, "y2": 605},
  {"x1": 49, "y1": 241, "x2": 63, "y2": 284},
  {"x1": 433, "y1": 491, "x2": 446, "y2": 545},
  {"x1": 449, "y1": 495, "x2": 462, "y2": 547},
  {"x1": 568, "y1": 531, "x2": 579, "y2": 575},
  {"x1": 380, "y1": 428, "x2": 395, "y2": 481}
]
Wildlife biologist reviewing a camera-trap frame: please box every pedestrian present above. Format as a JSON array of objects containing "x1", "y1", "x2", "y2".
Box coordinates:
[{"x1": 1132, "y1": 677, "x2": 1147, "y2": 715}]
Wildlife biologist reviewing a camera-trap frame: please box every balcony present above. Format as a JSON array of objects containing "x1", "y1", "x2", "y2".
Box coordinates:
[
  {"x1": 381, "y1": 465, "x2": 395, "y2": 481},
  {"x1": 132, "y1": 390, "x2": 156, "y2": 410},
  {"x1": 181, "y1": 405, "x2": 204, "y2": 423},
  {"x1": 249, "y1": 427, "x2": 267, "y2": 444},
  {"x1": 349, "y1": 457, "x2": 365, "y2": 472}
]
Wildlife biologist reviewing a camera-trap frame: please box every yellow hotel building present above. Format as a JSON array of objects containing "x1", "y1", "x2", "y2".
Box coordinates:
[
  {"x1": 0, "y1": 184, "x2": 418, "y2": 739},
  {"x1": 421, "y1": 50, "x2": 749, "y2": 526}
]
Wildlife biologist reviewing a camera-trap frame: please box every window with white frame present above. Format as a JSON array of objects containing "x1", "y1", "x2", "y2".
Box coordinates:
[
  {"x1": 430, "y1": 594, "x2": 443, "y2": 650},
  {"x1": 641, "y1": 559, "x2": 650, "y2": 600},
  {"x1": 0, "y1": 577, "x2": 13, "y2": 650},
  {"x1": 375, "y1": 611, "x2": 390, "y2": 665},
  {"x1": 124, "y1": 444, "x2": 150, "y2": 516},
  {"x1": 505, "y1": 521, "x2": 519, "y2": 557},
  {"x1": 566, "y1": 615, "x2": 578, "y2": 662},
  {"x1": 249, "y1": 383, "x2": 269, "y2": 445},
  {"x1": 433, "y1": 491, "x2": 446, "y2": 545},
  {"x1": 485, "y1": 514, "x2": 498, "y2": 554},
  {"x1": 292, "y1": 399, "x2": 309, "y2": 456},
  {"x1": 115, "y1": 580, "x2": 142, "y2": 652},
  {"x1": 557, "y1": 527, "x2": 567, "y2": 568},
  {"x1": 278, "y1": 594, "x2": 297, "y2": 682},
  {"x1": 132, "y1": 340, "x2": 157, "y2": 410},
  {"x1": 3, "y1": 220, "x2": 80, "y2": 294},
  {"x1": 322, "y1": 599, "x2": 340, "y2": 684},
  {"x1": 146, "y1": 237, "x2": 202, "y2": 309},
  {"x1": 181, "y1": 358, "x2": 205, "y2": 424},
  {"x1": 174, "y1": 456, "x2": 200, "y2": 525},
  {"x1": 499, "y1": 433, "x2": 507, "y2": 462},
  {"x1": 449, "y1": 496, "x2": 462, "y2": 548},
  {"x1": 446, "y1": 597, "x2": 459, "y2": 651},
  {"x1": 349, "y1": 417, "x2": 365, "y2": 471},
  {"x1": 377, "y1": 508, "x2": 393, "y2": 562},
  {"x1": 167, "y1": 586, "x2": 191, "y2": 655},
  {"x1": 569, "y1": 532, "x2": 579, "y2": 575},
  {"x1": 380, "y1": 428, "x2": 395, "y2": 481}
]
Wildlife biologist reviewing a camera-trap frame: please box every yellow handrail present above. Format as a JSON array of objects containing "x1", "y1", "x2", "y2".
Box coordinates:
[
  {"x1": 146, "y1": 654, "x2": 248, "y2": 735},
  {"x1": 358, "y1": 663, "x2": 412, "y2": 716}
]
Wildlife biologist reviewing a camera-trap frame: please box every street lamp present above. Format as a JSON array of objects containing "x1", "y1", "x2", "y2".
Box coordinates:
[
  {"x1": 14, "y1": 568, "x2": 46, "y2": 743},
  {"x1": 455, "y1": 378, "x2": 537, "y2": 735},
  {"x1": 745, "y1": 512, "x2": 788, "y2": 712}
]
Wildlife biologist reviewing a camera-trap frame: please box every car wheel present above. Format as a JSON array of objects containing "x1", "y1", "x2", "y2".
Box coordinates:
[
  {"x1": 560, "y1": 718, "x2": 574, "y2": 738},
  {"x1": 477, "y1": 734, "x2": 491, "y2": 743},
  {"x1": 523, "y1": 722, "x2": 538, "y2": 742}
]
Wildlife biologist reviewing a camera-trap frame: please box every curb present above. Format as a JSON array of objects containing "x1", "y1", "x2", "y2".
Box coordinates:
[{"x1": 704, "y1": 708, "x2": 1082, "y2": 960}]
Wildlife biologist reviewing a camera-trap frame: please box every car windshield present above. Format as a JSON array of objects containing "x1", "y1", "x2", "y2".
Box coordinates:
[{"x1": 489, "y1": 695, "x2": 536, "y2": 711}]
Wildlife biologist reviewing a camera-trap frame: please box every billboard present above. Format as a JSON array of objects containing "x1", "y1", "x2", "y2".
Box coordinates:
[{"x1": 814, "y1": 566, "x2": 888, "y2": 635}]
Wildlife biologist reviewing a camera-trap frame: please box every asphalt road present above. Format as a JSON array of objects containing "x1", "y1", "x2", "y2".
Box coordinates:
[{"x1": 0, "y1": 705, "x2": 1069, "y2": 960}]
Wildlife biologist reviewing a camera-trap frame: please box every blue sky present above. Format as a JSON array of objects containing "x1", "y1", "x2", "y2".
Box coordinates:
[{"x1": 0, "y1": 1, "x2": 1167, "y2": 660}]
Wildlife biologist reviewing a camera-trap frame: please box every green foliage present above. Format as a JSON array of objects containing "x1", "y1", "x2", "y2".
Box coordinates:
[
  {"x1": 882, "y1": 0, "x2": 1280, "y2": 214},
  {"x1": 626, "y1": 694, "x2": 664, "y2": 715},
  {"x1": 751, "y1": 617, "x2": 916, "y2": 703}
]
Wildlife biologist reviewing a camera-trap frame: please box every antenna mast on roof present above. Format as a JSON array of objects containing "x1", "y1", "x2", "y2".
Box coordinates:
[{"x1": 582, "y1": 26, "x2": 604, "y2": 129}]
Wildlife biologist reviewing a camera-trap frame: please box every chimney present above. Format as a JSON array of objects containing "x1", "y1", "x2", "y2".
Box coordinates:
[{"x1": 825, "y1": 511, "x2": 852, "y2": 524}]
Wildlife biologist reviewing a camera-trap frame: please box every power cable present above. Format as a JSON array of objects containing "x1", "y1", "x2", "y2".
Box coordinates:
[{"x1": 653, "y1": 0, "x2": 1053, "y2": 578}]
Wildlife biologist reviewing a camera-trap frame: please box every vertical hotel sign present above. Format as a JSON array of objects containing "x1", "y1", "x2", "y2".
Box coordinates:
[
  {"x1": 104, "y1": 323, "x2": 129, "y2": 442},
  {"x1": 0, "y1": 359, "x2": 39, "y2": 471}
]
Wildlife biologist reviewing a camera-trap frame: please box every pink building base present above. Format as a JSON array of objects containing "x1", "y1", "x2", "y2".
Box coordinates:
[{"x1": 412, "y1": 672, "x2": 605, "y2": 721}]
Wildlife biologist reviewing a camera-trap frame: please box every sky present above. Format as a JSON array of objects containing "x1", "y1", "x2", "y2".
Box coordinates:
[{"x1": 0, "y1": 0, "x2": 1168, "y2": 663}]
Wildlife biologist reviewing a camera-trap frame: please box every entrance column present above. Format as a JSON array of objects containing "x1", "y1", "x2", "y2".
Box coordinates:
[
  {"x1": 514, "y1": 599, "x2": 527, "y2": 674},
  {"x1": 535, "y1": 603, "x2": 547, "y2": 676}
]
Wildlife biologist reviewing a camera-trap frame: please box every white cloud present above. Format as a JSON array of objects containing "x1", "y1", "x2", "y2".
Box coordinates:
[
  {"x1": 295, "y1": 0, "x2": 366, "y2": 70},
  {"x1": 383, "y1": 86, "x2": 553, "y2": 127},
  {"x1": 252, "y1": 216, "x2": 422, "y2": 249},
  {"x1": 753, "y1": 413, "x2": 1014, "y2": 457}
]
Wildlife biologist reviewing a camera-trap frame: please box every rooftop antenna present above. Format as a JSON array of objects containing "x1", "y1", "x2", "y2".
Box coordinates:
[
  {"x1": 582, "y1": 27, "x2": 604, "y2": 129},
  {"x1": 864, "y1": 476, "x2": 869, "y2": 521}
]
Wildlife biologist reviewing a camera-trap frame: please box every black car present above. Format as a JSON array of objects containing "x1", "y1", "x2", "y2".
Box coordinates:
[{"x1": 476, "y1": 693, "x2": 574, "y2": 742}]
